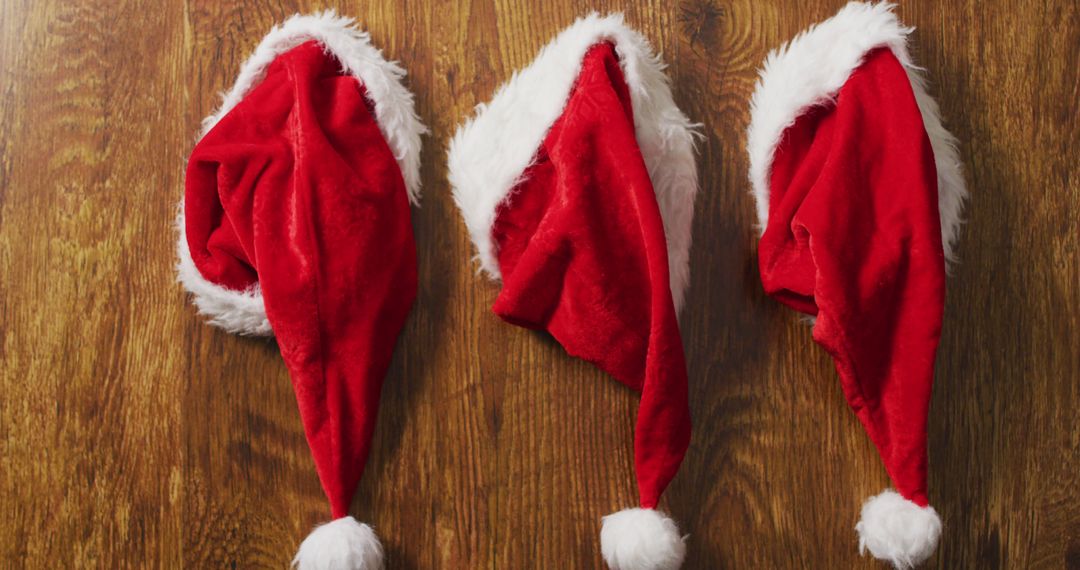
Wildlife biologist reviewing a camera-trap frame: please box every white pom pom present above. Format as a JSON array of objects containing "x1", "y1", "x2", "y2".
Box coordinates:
[
  {"x1": 856, "y1": 490, "x2": 941, "y2": 569},
  {"x1": 292, "y1": 516, "x2": 384, "y2": 570},
  {"x1": 600, "y1": 508, "x2": 686, "y2": 570}
]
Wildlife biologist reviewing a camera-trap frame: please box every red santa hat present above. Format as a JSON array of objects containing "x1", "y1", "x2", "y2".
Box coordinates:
[
  {"x1": 448, "y1": 13, "x2": 699, "y2": 570},
  {"x1": 176, "y1": 12, "x2": 425, "y2": 570},
  {"x1": 747, "y1": 3, "x2": 966, "y2": 568}
]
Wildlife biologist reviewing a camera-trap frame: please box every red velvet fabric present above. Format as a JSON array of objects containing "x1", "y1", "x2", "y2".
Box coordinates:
[
  {"x1": 491, "y1": 43, "x2": 691, "y2": 510},
  {"x1": 185, "y1": 41, "x2": 417, "y2": 519},
  {"x1": 758, "y1": 48, "x2": 945, "y2": 506}
]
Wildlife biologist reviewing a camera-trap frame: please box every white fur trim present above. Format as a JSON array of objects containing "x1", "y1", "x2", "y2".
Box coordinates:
[
  {"x1": 746, "y1": 2, "x2": 967, "y2": 267},
  {"x1": 600, "y1": 508, "x2": 686, "y2": 570},
  {"x1": 292, "y1": 516, "x2": 384, "y2": 570},
  {"x1": 447, "y1": 13, "x2": 700, "y2": 313},
  {"x1": 856, "y1": 490, "x2": 942, "y2": 569},
  {"x1": 201, "y1": 11, "x2": 425, "y2": 201},
  {"x1": 177, "y1": 11, "x2": 426, "y2": 336},
  {"x1": 175, "y1": 209, "x2": 273, "y2": 336}
]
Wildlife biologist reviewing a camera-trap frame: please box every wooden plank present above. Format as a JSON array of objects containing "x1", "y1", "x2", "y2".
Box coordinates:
[{"x1": 0, "y1": 0, "x2": 1076, "y2": 568}]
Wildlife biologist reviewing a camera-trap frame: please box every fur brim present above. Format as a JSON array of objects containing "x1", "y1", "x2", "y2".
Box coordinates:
[
  {"x1": 177, "y1": 11, "x2": 426, "y2": 336},
  {"x1": 447, "y1": 13, "x2": 700, "y2": 313},
  {"x1": 746, "y1": 2, "x2": 967, "y2": 266}
]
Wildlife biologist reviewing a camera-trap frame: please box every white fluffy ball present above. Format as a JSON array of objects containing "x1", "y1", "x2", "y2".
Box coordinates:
[
  {"x1": 292, "y1": 516, "x2": 383, "y2": 570},
  {"x1": 600, "y1": 508, "x2": 686, "y2": 570},
  {"x1": 856, "y1": 490, "x2": 942, "y2": 569}
]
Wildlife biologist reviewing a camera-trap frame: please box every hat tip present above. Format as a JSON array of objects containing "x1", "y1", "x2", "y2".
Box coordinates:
[
  {"x1": 600, "y1": 507, "x2": 686, "y2": 570},
  {"x1": 292, "y1": 516, "x2": 384, "y2": 570},
  {"x1": 855, "y1": 490, "x2": 941, "y2": 569}
]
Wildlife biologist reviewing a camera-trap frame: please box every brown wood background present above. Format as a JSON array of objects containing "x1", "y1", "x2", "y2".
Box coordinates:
[{"x1": 1, "y1": 0, "x2": 1078, "y2": 568}]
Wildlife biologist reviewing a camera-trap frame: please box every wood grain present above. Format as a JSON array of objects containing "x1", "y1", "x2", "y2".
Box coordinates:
[{"x1": 1, "y1": 0, "x2": 1077, "y2": 568}]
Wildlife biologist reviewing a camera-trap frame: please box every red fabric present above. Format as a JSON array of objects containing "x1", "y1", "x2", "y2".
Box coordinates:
[
  {"x1": 758, "y1": 48, "x2": 944, "y2": 506},
  {"x1": 185, "y1": 41, "x2": 417, "y2": 519},
  {"x1": 491, "y1": 43, "x2": 691, "y2": 509}
]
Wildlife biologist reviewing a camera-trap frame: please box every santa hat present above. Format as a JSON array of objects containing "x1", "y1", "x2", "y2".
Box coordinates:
[
  {"x1": 448, "y1": 14, "x2": 699, "y2": 570},
  {"x1": 747, "y1": 3, "x2": 966, "y2": 568},
  {"x1": 176, "y1": 12, "x2": 425, "y2": 570}
]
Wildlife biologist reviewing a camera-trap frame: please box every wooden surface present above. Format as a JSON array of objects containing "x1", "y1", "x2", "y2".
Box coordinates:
[{"x1": 1, "y1": 0, "x2": 1077, "y2": 568}]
